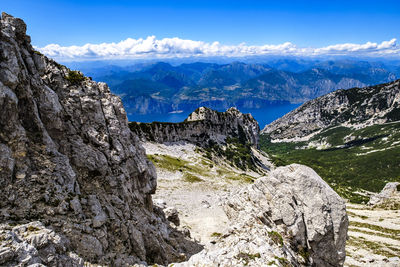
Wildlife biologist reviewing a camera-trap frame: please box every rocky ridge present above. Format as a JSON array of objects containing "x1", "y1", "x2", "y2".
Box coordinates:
[
  {"x1": 129, "y1": 106, "x2": 260, "y2": 147},
  {"x1": 0, "y1": 12, "x2": 200, "y2": 266},
  {"x1": 262, "y1": 79, "x2": 400, "y2": 141},
  {"x1": 0, "y1": 12, "x2": 351, "y2": 267}
]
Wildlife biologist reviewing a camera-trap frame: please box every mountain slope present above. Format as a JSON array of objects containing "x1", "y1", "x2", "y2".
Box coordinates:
[
  {"x1": 262, "y1": 79, "x2": 400, "y2": 141},
  {"x1": 260, "y1": 80, "x2": 400, "y2": 203}
]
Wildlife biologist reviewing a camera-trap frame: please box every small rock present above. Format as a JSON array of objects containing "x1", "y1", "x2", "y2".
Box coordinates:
[
  {"x1": 164, "y1": 207, "x2": 180, "y2": 226},
  {"x1": 201, "y1": 200, "x2": 211, "y2": 208},
  {"x1": 16, "y1": 173, "x2": 26, "y2": 179},
  {"x1": 153, "y1": 199, "x2": 167, "y2": 209}
]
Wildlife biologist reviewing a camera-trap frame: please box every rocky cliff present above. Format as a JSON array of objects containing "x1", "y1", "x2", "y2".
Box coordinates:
[
  {"x1": 0, "y1": 12, "x2": 199, "y2": 266},
  {"x1": 129, "y1": 107, "x2": 260, "y2": 147},
  {"x1": 262, "y1": 79, "x2": 400, "y2": 141}
]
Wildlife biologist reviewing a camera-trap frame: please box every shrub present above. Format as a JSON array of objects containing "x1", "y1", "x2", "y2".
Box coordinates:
[
  {"x1": 66, "y1": 70, "x2": 85, "y2": 85},
  {"x1": 268, "y1": 231, "x2": 283, "y2": 246}
]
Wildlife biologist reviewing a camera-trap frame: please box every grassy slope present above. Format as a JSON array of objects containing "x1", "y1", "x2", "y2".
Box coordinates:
[{"x1": 260, "y1": 122, "x2": 400, "y2": 203}]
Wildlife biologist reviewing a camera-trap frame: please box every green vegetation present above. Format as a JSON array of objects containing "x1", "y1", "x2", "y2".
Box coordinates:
[
  {"x1": 216, "y1": 168, "x2": 255, "y2": 183},
  {"x1": 273, "y1": 256, "x2": 291, "y2": 267},
  {"x1": 66, "y1": 70, "x2": 85, "y2": 85},
  {"x1": 260, "y1": 122, "x2": 400, "y2": 203},
  {"x1": 147, "y1": 154, "x2": 208, "y2": 176},
  {"x1": 183, "y1": 173, "x2": 203, "y2": 183},
  {"x1": 33, "y1": 50, "x2": 43, "y2": 56},
  {"x1": 375, "y1": 199, "x2": 400, "y2": 210},
  {"x1": 349, "y1": 221, "x2": 400, "y2": 236},
  {"x1": 349, "y1": 227, "x2": 400, "y2": 241},
  {"x1": 236, "y1": 252, "x2": 261, "y2": 266},
  {"x1": 147, "y1": 154, "x2": 209, "y2": 183},
  {"x1": 297, "y1": 246, "x2": 310, "y2": 263},
  {"x1": 268, "y1": 231, "x2": 283, "y2": 246},
  {"x1": 347, "y1": 236, "x2": 400, "y2": 258},
  {"x1": 211, "y1": 232, "x2": 222, "y2": 237},
  {"x1": 204, "y1": 136, "x2": 257, "y2": 171},
  {"x1": 27, "y1": 225, "x2": 40, "y2": 232},
  {"x1": 347, "y1": 211, "x2": 369, "y2": 220},
  {"x1": 225, "y1": 173, "x2": 254, "y2": 183}
]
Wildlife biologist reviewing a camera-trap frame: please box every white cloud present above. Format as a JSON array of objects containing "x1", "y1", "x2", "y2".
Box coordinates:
[{"x1": 35, "y1": 37, "x2": 400, "y2": 60}]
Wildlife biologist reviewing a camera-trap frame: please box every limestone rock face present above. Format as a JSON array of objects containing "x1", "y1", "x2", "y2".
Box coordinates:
[
  {"x1": 263, "y1": 80, "x2": 400, "y2": 141},
  {"x1": 0, "y1": 12, "x2": 199, "y2": 266},
  {"x1": 129, "y1": 107, "x2": 260, "y2": 147},
  {"x1": 176, "y1": 164, "x2": 348, "y2": 267},
  {"x1": 0, "y1": 221, "x2": 85, "y2": 266},
  {"x1": 368, "y1": 182, "x2": 400, "y2": 206}
]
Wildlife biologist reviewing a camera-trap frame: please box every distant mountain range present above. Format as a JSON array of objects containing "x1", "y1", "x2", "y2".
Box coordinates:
[{"x1": 83, "y1": 60, "x2": 399, "y2": 115}]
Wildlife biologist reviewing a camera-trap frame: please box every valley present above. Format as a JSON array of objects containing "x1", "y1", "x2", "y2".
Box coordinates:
[{"x1": 260, "y1": 122, "x2": 400, "y2": 203}]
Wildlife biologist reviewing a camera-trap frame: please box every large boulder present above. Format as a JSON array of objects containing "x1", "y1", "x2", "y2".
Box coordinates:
[
  {"x1": 175, "y1": 164, "x2": 348, "y2": 266},
  {"x1": 0, "y1": 12, "x2": 200, "y2": 266}
]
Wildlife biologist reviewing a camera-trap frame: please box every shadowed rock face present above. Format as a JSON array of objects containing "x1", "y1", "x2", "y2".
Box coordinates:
[
  {"x1": 130, "y1": 107, "x2": 260, "y2": 147},
  {"x1": 0, "y1": 12, "x2": 201, "y2": 266}
]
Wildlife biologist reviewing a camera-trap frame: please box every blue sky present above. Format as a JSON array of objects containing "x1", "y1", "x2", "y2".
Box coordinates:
[{"x1": 3, "y1": 0, "x2": 400, "y2": 60}]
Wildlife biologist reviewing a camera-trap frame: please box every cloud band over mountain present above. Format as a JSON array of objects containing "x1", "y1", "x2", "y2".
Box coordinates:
[{"x1": 36, "y1": 36, "x2": 400, "y2": 60}]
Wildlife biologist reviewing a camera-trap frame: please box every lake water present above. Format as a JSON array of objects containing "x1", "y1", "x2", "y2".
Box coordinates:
[{"x1": 128, "y1": 103, "x2": 301, "y2": 129}]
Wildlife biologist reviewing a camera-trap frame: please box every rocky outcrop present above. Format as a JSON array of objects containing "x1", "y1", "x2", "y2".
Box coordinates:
[
  {"x1": 262, "y1": 80, "x2": 400, "y2": 141},
  {"x1": 368, "y1": 182, "x2": 400, "y2": 206},
  {"x1": 0, "y1": 12, "x2": 200, "y2": 266},
  {"x1": 129, "y1": 107, "x2": 260, "y2": 147},
  {"x1": 0, "y1": 221, "x2": 86, "y2": 266},
  {"x1": 175, "y1": 164, "x2": 349, "y2": 266}
]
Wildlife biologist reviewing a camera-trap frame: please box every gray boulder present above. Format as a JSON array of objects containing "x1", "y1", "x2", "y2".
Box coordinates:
[{"x1": 175, "y1": 164, "x2": 348, "y2": 266}]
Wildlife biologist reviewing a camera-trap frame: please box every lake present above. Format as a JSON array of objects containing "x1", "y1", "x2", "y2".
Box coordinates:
[{"x1": 127, "y1": 103, "x2": 301, "y2": 129}]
